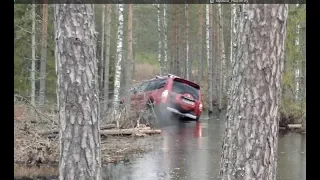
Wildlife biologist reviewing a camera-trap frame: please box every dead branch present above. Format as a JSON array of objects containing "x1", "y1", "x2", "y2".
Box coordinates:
[
  {"x1": 100, "y1": 128, "x2": 161, "y2": 136},
  {"x1": 14, "y1": 94, "x2": 58, "y2": 126}
]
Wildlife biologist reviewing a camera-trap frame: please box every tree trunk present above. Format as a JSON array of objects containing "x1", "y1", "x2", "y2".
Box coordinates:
[
  {"x1": 100, "y1": 5, "x2": 105, "y2": 93},
  {"x1": 174, "y1": 5, "x2": 180, "y2": 76},
  {"x1": 211, "y1": 5, "x2": 218, "y2": 111},
  {"x1": 213, "y1": 5, "x2": 221, "y2": 111},
  {"x1": 163, "y1": 4, "x2": 168, "y2": 75},
  {"x1": 206, "y1": 5, "x2": 213, "y2": 113},
  {"x1": 31, "y1": 2, "x2": 36, "y2": 107},
  {"x1": 218, "y1": 4, "x2": 226, "y2": 110},
  {"x1": 113, "y1": 4, "x2": 124, "y2": 128},
  {"x1": 218, "y1": 4, "x2": 288, "y2": 180},
  {"x1": 39, "y1": 2, "x2": 48, "y2": 108},
  {"x1": 185, "y1": 4, "x2": 190, "y2": 80},
  {"x1": 104, "y1": 4, "x2": 112, "y2": 112},
  {"x1": 54, "y1": 4, "x2": 101, "y2": 180},
  {"x1": 197, "y1": 4, "x2": 203, "y2": 84},
  {"x1": 126, "y1": 3, "x2": 133, "y2": 121},
  {"x1": 157, "y1": 4, "x2": 163, "y2": 75},
  {"x1": 228, "y1": 4, "x2": 240, "y2": 102},
  {"x1": 294, "y1": 4, "x2": 301, "y2": 103}
]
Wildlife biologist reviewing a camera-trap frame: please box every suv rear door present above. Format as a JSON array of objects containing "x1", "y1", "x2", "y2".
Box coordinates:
[{"x1": 133, "y1": 81, "x2": 149, "y2": 109}]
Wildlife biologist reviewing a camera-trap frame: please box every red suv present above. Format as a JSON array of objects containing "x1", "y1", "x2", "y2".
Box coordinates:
[{"x1": 123, "y1": 74, "x2": 203, "y2": 121}]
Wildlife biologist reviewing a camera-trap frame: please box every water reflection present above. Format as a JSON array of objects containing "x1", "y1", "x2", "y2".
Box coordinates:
[{"x1": 102, "y1": 118, "x2": 306, "y2": 180}]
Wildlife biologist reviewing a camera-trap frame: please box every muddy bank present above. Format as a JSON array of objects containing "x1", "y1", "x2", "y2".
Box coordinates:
[{"x1": 14, "y1": 135, "x2": 162, "y2": 178}]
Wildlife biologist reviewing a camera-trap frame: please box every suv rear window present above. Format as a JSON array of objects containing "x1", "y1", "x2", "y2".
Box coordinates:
[{"x1": 171, "y1": 80, "x2": 199, "y2": 100}]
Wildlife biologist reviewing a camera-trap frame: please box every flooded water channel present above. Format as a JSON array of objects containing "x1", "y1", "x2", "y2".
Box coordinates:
[{"x1": 102, "y1": 116, "x2": 306, "y2": 180}]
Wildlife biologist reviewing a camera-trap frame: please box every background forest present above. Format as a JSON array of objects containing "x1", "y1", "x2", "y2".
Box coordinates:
[{"x1": 14, "y1": 4, "x2": 306, "y2": 126}]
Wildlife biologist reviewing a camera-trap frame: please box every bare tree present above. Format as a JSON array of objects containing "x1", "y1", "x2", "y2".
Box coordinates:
[
  {"x1": 104, "y1": 4, "x2": 112, "y2": 112},
  {"x1": 218, "y1": 4, "x2": 226, "y2": 110},
  {"x1": 294, "y1": 4, "x2": 301, "y2": 102},
  {"x1": 206, "y1": 4, "x2": 213, "y2": 113},
  {"x1": 39, "y1": 2, "x2": 48, "y2": 108},
  {"x1": 113, "y1": 3, "x2": 124, "y2": 128},
  {"x1": 30, "y1": 2, "x2": 36, "y2": 106},
  {"x1": 157, "y1": 4, "x2": 163, "y2": 75},
  {"x1": 100, "y1": 5, "x2": 105, "y2": 91},
  {"x1": 163, "y1": 4, "x2": 168, "y2": 74},
  {"x1": 174, "y1": 5, "x2": 180, "y2": 76},
  {"x1": 125, "y1": 2, "x2": 134, "y2": 117},
  {"x1": 197, "y1": 4, "x2": 203, "y2": 84},
  {"x1": 55, "y1": 4, "x2": 101, "y2": 180},
  {"x1": 185, "y1": 4, "x2": 190, "y2": 80},
  {"x1": 218, "y1": 4, "x2": 288, "y2": 180}
]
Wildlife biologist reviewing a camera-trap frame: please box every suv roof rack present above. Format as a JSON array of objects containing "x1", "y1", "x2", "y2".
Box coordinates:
[{"x1": 168, "y1": 74, "x2": 180, "y2": 78}]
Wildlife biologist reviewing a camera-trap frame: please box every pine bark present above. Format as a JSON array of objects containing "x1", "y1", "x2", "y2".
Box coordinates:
[
  {"x1": 31, "y1": 2, "x2": 36, "y2": 106},
  {"x1": 39, "y1": 2, "x2": 48, "y2": 108},
  {"x1": 103, "y1": 4, "x2": 112, "y2": 112},
  {"x1": 218, "y1": 4, "x2": 288, "y2": 180},
  {"x1": 54, "y1": 4, "x2": 101, "y2": 180}
]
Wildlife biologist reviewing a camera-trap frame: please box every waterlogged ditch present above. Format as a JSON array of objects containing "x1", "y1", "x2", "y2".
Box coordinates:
[{"x1": 14, "y1": 118, "x2": 306, "y2": 180}]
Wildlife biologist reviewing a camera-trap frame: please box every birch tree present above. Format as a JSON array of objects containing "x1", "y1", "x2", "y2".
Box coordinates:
[
  {"x1": 157, "y1": 4, "x2": 163, "y2": 75},
  {"x1": 104, "y1": 4, "x2": 111, "y2": 112},
  {"x1": 39, "y1": 2, "x2": 48, "y2": 108},
  {"x1": 219, "y1": 4, "x2": 288, "y2": 180},
  {"x1": 163, "y1": 4, "x2": 168, "y2": 75},
  {"x1": 197, "y1": 4, "x2": 203, "y2": 84},
  {"x1": 55, "y1": 4, "x2": 101, "y2": 180},
  {"x1": 30, "y1": 2, "x2": 36, "y2": 106},
  {"x1": 113, "y1": 3, "x2": 124, "y2": 128},
  {"x1": 206, "y1": 4, "x2": 213, "y2": 113},
  {"x1": 294, "y1": 4, "x2": 300, "y2": 102},
  {"x1": 100, "y1": 5, "x2": 105, "y2": 91}
]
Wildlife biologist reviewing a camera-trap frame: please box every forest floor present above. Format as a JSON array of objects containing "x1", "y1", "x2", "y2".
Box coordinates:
[{"x1": 14, "y1": 103, "x2": 162, "y2": 179}]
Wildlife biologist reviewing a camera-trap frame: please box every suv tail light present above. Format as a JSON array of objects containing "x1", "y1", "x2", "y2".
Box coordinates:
[
  {"x1": 161, "y1": 90, "x2": 169, "y2": 103},
  {"x1": 199, "y1": 103, "x2": 203, "y2": 111}
]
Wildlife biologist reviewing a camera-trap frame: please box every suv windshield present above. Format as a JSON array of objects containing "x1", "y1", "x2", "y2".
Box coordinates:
[{"x1": 171, "y1": 80, "x2": 199, "y2": 100}]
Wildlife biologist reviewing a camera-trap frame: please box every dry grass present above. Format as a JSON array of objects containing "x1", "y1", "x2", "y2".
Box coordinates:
[
  {"x1": 14, "y1": 97, "x2": 159, "y2": 176},
  {"x1": 14, "y1": 164, "x2": 58, "y2": 178},
  {"x1": 134, "y1": 63, "x2": 160, "y2": 81}
]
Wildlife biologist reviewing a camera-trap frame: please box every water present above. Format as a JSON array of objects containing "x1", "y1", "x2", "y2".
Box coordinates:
[{"x1": 102, "y1": 117, "x2": 306, "y2": 180}]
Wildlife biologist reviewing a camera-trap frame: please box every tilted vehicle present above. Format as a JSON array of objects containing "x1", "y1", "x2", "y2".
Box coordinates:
[{"x1": 122, "y1": 74, "x2": 203, "y2": 121}]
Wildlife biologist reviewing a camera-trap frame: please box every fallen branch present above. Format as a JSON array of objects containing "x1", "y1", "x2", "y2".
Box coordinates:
[
  {"x1": 38, "y1": 125, "x2": 156, "y2": 137},
  {"x1": 287, "y1": 124, "x2": 302, "y2": 129},
  {"x1": 100, "y1": 124, "x2": 116, "y2": 130},
  {"x1": 38, "y1": 124, "x2": 118, "y2": 135},
  {"x1": 100, "y1": 128, "x2": 161, "y2": 136}
]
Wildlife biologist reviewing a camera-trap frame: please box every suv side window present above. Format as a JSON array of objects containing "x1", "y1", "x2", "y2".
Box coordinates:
[
  {"x1": 137, "y1": 82, "x2": 148, "y2": 92},
  {"x1": 155, "y1": 79, "x2": 167, "y2": 89},
  {"x1": 145, "y1": 80, "x2": 159, "y2": 92}
]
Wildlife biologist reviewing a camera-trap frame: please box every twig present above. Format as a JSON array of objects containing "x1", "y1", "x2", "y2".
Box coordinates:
[{"x1": 14, "y1": 94, "x2": 58, "y2": 126}]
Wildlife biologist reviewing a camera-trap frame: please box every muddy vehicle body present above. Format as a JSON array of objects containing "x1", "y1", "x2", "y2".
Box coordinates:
[{"x1": 122, "y1": 74, "x2": 203, "y2": 121}]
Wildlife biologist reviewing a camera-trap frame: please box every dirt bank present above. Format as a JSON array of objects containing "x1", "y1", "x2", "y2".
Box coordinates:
[{"x1": 14, "y1": 135, "x2": 162, "y2": 178}]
